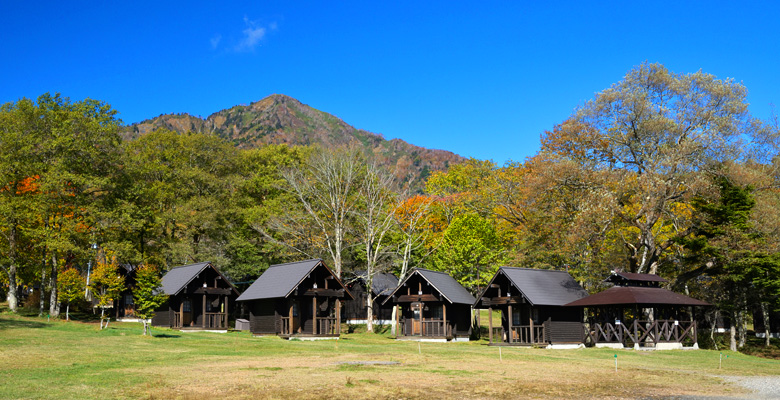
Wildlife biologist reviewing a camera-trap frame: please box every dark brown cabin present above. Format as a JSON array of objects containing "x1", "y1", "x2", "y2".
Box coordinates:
[
  {"x1": 383, "y1": 269, "x2": 475, "y2": 341},
  {"x1": 475, "y1": 267, "x2": 589, "y2": 347},
  {"x1": 151, "y1": 262, "x2": 240, "y2": 330},
  {"x1": 343, "y1": 271, "x2": 398, "y2": 324},
  {"x1": 565, "y1": 271, "x2": 710, "y2": 349},
  {"x1": 237, "y1": 259, "x2": 353, "y2": 339}
]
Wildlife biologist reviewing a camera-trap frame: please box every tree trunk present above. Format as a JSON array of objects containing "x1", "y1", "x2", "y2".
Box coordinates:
[
  {"x1": 390, "y1": 306, "x2": 397, "y2": 335},
  {"x1": 39, "y1": 257, "x2": 47, "y2": 316},
  {"x1": 737, "y1": 309, "x2": 746, "y2": 348},
  {"x1": 100, "y1": 307, "x2": 105, "y2": 329},
  {"x1": 3, "y1": 225, "x2": 19, "y2": 312},
  {"x1": 49, "y1": 254, "x2": 60, "y2": 318},
  {"x1": 761, "y1": 302, "x2": 772, "y2": 347},
  {"x1": 729, "y1": 323, "x2": 737, "y2": 352},
  {"x1": 66, "y1": 303, "x2": 70, "y2": 321},
  {"x1": 365, "y1": 290, "x2": 374, "y2": 333}
]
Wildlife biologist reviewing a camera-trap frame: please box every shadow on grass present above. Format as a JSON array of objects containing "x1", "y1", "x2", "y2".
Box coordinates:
[
  {"x1": 153, "y1": 333, "x2": 181, "y2": 338},
  {"x1": 0, "y1": 317, "x2": 48, "y2": 330}
]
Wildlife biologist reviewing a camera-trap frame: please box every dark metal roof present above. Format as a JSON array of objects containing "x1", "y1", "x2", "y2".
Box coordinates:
[
  {"x1": 607, "y1": 271, "x2": 668, "y2": 284},
  {"x1": 351, "y1": 270, "x2": 399, "y2": 296},
  {"x1": 236, "y1": 259, "x2": 351, "y2": 301},
  {"x1": 385, "y1": 268, "x2": 475, "y2": 305},
  {"x1": 479, "y1": 267, "x2": 589, "y2": 307},
  {"x1": 564, "y1": 286, "x2": 710, "y2": 307},
  {"x1": 160, "y1": 262, "x2": 222, "y2": 296}
]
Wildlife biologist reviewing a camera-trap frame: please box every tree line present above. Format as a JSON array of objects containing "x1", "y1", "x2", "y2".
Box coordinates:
[{"x1": 2, "y1": 63, "x2": 779, "y2": 348}]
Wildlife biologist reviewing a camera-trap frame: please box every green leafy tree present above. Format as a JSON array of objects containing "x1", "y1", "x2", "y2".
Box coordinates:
[
  {"x1": 89, "y1": 259, "x2": 125, "y2": 329},
  {"x1": 57, "y1": 268, "x2": 85, "y2": 321},
  {"x1": 132, "y1": 265, "x2": 166, "y2": 336},
  {"x1": 432, "y1": 213, "x2": 505, "y2": 293}
]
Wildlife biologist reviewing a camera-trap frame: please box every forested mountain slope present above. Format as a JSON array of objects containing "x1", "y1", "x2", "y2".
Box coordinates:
[{"x1": 125, "y1": 94, "x2": 464, "y2": 185}]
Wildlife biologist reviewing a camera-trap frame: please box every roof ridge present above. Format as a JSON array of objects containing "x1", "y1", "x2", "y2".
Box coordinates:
[
  {"x1": 269, "y1": 258, "x2": 322, "y2": 268},
  {"x1": 169, "y1": 261, "x2": 211, "y2": 270},
  {"x1": 500, "y1": 266, "x2": 568, "y2": 272}
]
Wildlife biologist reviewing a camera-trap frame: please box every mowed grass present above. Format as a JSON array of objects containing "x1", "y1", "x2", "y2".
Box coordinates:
[{"x1": 1, "y1": 312, "x2": 779, "y2": 399}]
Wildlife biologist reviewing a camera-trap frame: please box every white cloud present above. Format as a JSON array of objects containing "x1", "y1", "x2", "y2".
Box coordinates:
[
  {"x1": 210, "y1": 34, "x2": 222, "y2": 50},
  {"x1": 235, "y1": 17, "x2": 268, "y2": 52}
]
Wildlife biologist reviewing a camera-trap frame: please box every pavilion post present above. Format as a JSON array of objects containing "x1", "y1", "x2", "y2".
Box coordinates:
[
  {"x1": 313, "y1": 297, "x2": 317, "y2": 335},
  {"x1": 202, "y1": 294, "x2": 206, "y2": 329}
]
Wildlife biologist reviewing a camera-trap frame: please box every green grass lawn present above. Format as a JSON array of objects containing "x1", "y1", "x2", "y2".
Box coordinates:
[{"x1": 1, "y1": 310, "x2": 779, "y2": 400}]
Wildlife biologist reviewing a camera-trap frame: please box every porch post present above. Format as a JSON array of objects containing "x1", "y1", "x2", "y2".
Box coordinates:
[
  {"x1": 313, "y1": 296, "x2": 317, "y2": 335},
  {"x1": 179, "y1": 299, "x2": 184, "y2": 328},
  {"x1": 224, "y1": 295, "x2": 229, "y2": 329},
  {"x1": 443, "y1": 303, "x2": 447, "y2": 337},
  {"x1": 507, "y1": 304, "x2": 513, "y2": 342},
  {"x1": 288, "y1": 302, "x2": 294, "y2": 335},
  {"x1": 336, "y1": 298, "x2": 341, "y2": 334},
  {"x1": 202, "y1": 294, "x2": 207, "y2": 329},
  {"x1": 529, "y1": 312, "x2": 535, "y2": 344},
  {"x1": 488, "y1": 306, "x2": 493, "y2": 344}
]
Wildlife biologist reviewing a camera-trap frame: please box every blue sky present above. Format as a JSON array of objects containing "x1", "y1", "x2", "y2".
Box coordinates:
[{"x1": 1, "y1": 1, "x2": 778, "y2": 163}]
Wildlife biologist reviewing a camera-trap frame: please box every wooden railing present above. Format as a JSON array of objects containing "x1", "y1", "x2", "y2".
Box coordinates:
[
  {"x1": 588, "y1": 319, "x2": 697, "y2": 346},
  {"x1": 508, "y1": 325, "x2": 546, "y2": 344},
  {"x1": 204, "y1": 313, "x2": 226, "y2": 329},
  {"x1": 280, "y1": 316, "x2": 338, "y2": 336},
  {"x1": 401, "y1": 318, "x2": 451, "y2": 337}
]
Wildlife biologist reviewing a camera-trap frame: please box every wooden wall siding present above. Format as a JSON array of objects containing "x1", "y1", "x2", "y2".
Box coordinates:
[
  {"x1": 545, "y1": 321, "x2": 585, "y2": 343},
  {"x1": 343, "y1": 284, "x2": 393, "y2": 321},
  {"x1": 151, "y1": 307, "x2": 172, "y2": 327}
]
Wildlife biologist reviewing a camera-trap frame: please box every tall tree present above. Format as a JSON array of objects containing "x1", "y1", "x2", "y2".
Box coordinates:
[
  {"x1": 542, "y1": 62, "x2": 756, "y2": 274},
  {"x1": 277, "y1": 146, "x2": 363, "y2": 278},
  {"x1": 354, "y1": 163, "x2": 398, "y2": 333}
]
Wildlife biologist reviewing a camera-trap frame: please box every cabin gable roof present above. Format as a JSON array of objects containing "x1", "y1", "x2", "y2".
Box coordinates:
[
  {"x1": 237, "y1": 259, "x2": 352, "y2": 302},
  {"x1": 160, "y1": 262, "x2": 239, "y2": 296}
]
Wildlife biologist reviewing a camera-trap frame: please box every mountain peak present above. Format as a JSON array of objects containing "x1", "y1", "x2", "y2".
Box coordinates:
[{"x1": 126, "y1": 95, "x2": 463, "y2": 187}]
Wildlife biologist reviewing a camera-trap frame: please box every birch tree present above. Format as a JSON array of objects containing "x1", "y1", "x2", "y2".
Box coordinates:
[
  {"x1": 354, "y1": 163, "x2": 397, "y2": 332},
  {"x1": 279, "y1": 146, "x2": 363, "y2": 278}
]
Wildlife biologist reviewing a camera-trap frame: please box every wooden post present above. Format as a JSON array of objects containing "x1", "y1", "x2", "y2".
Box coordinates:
[
  {"x1": 336, "y1": 298, "x2": 341, "y2": 335},
  {"x1": 288, "y1": 302, "x2": 294, "y2": 335},
  {"x1": 224, "y1": 295, "x2": 229, "y2": 329},
  {"x1": 313, "y1": 296, "x2": 317, "y2": 335},
  {"x1": 179, "y1": 299, "x2": 184, "y2": 328},
  {"x1": 202, "y1": 294, "x2": 207, "y2": 329},
  {"x1": 442, "y1": 303, "x2": 447, "y2": 337},
  {"x1": 529, "y1": 312, "x2": 535, "y2": 344},
  {"x1": 507, "y1": 304, "x2": 513, "y2": 343},
  {"x1": 488, "y1": 306, "x2": 493, "y2": 344}
]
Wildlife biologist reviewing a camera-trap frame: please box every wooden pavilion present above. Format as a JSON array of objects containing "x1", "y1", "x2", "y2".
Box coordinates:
[
  {"x1": 342, "y1": 271, "x2": 398, "y2": 325},
  {"x1": 383, "y1": 268, "x2": 475, "y2": 341},
  {"x1": 151, "y1": 262, "x2": 240, "y2": 330},
  {"x1": 237, "y1": 259, "x2": 353, "y2": 339},
  {"x1": 474, "y1": 267, "x2": 589, "y2": 347},
  {"x1": 565, "y1": 271, "x2": 710, "y2": 349}
]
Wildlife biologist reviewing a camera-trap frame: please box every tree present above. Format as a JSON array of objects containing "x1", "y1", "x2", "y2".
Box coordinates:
[
  {"x1": 89, "y1": 258, "x2": 125, "y2": 329},
  {"x1": 276, "y1": 146, "x2": 363, "y2": 278},
  {"x1": 132, "y1": 265, "x2": 166, "y2": 336},
  {"x1": 57, "y1": 268, "x2": 85, "y2": 321},
  {"x1": 432, "y1": 213, "x2": 504, "y2": 294},
  {"x1": 542, "y1": 62, "x2": 757, "y2": 274},
  {"x1": 354, "y1": 163, "x2": 398, "y2": 333}
]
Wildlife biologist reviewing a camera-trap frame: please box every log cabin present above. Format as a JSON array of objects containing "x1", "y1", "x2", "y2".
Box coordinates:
[
  {"x1": 383, "y1": 268, "x2": 475, "y2": 342},
  {"x1": 237, "y1": 259, "x2": 353, "y2": 339},
  {"x1": 342, "y1": 271, "x2": 398, "y2": 325},
  {"x1": 474, "y1": 267, "x2": 589, "y2": 347},
  {"x1": 565, "y1": 271, "x2": 710, "y2": 349},
  {"x1": 151, "y1": 262, "x2": 240, "y2": 331}
]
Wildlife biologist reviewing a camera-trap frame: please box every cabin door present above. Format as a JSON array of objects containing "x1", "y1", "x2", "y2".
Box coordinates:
[
  {"x1": 411, "y1": 302, "x2": 422, "y2": 335},
  {"x1": 182, "y1": 299, "x2": 192, "y2": 326}
]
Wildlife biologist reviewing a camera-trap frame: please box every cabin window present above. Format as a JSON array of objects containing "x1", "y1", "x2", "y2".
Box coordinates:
[
  {"x1": 182, "y1": 300, "x2": 191, "y2": 312},
  {"x1": 292, "y1": 303, "x2": 299, "y2": 317},
  {"x1": 532, "y1": 308, "x2": 539, "y2": 324},
  {"x1": 431, "y1": 305, "x2": 443, "y2": 319},
  {"x1": 512, "y1": 308, "x2": 521, "y2": 325},
  {"x1": 124, "y1": 294, "x2": 134, "y2": 306}
]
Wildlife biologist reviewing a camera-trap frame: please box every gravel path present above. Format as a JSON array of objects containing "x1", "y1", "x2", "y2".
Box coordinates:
[{"x1": 720, "y1": 375, "x2": 780, "y2": 399}]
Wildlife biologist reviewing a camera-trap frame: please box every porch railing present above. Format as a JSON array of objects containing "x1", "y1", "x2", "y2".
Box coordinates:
[
  {"x1": 508, "y1": 325, "x2": 546, "y2": 344},
  {"x1": 588, "y1": 319, "x2": 697, "y2": 346},
  {"x1": 400, "y1": 318, "x2": 451, "y2": 337},
  {"x1": 204, "y1": 313, "x2": 226, "y2": 329},
  {"x1": 280, "y1": 316, "x2": 339, "y2": 336}
]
